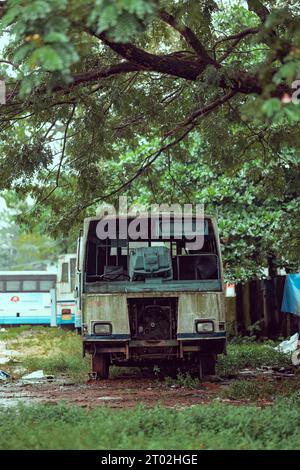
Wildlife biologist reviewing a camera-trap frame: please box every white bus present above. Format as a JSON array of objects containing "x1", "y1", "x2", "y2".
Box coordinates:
[
  {"x1": 0, "y1": 254, "x2": 80, "y2": 328},
  {"x1": 52, "y1": 254, "x2": 79, "y2": 328},
  {"x1": 0, "y1": 271, "x2": 56, "y2": 325}
]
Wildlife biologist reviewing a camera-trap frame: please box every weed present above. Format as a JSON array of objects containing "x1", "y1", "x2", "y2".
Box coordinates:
[
  {"x1": 222, "y1": 377, "x2": 300, "y2": 401},
  {"x1": 164, "y1": 371, "x2": 200, "y2": 389},
  {"x1": 1, "y1": 398, "x2": 300, "y2": 449},
  {"x1": 217, "y1": 343, "x2": 291, "y2": 377}
]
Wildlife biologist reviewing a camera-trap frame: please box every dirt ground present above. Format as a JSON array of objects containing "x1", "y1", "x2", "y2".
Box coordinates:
[
  {"x1": 0, "y1": 328, "x2": 297, "y2": 410},
  {"x1": 0, "y1": 374, "x2": 221, "y2": 409},
  {"x1": 0, "y1": 370, "x2": 279, "y2": 409}
]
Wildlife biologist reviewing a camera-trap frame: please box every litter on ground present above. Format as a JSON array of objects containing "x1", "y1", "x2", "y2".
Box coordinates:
[
  {"x1": 0, "y1": 370, "x2": 10, "y2": 381},
  {"x1": 275, "y1": 333, "x2": 299, "y2": 354},
  {"x1": 21, "y1": 370, "x2": 54, "y2": 383}
]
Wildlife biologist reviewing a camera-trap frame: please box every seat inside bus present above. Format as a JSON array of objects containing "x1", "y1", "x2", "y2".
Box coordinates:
[{"x1": 85, "y1": 235, "x2": 219, "y2": 282}]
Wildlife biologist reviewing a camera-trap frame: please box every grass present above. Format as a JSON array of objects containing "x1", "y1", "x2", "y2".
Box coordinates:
[
  {"x1": 1, "y1": 329, "x2": 300, "y2": 449},
  {"x1": 1, "y1": 328, "x2": 294, "y2": 383},
  {"x1": 1, "y1": 395, "x2": 300, "y2": 450},
  {"x1": 164, "y1": 372, "x2": 200, "y2": 389},
  {"x1": 162, "y1": 340, "x2": 292, "y2": 388},
  {"x1": 0, "y1": 326, "x2": 89, "y2": 381},
  {"x1": 221, "y1": 377, "x2": 300, "y2": 401},
  {"x1": 216, "y1": 341, "x2": 291, "y2": 377}
]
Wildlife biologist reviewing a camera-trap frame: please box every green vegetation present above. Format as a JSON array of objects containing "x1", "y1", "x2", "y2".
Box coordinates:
[
  {"x1": 1, "y1": 328, "x2": 300, "y2": 449},
  {"x1": 2, "y1": 327, "x2": 89, "y2": 381},
  {"x1": 222, "y1": 377, "x2": 300, "y2": 401},
  {"x1": 164, "y1": 372, "x2": 200, "y2": 389},
  {"x1": 1, "y1": 397, "x2": 300, "y2": 450},
  {"x1": 3, "y1": 328, "x2": 292, "y2": 382},
  {"x1": 216, "y1": 342, "x2": 291, "y2": 377},
  {"x1": 0, "y1": 1, "x2": 299, "y2": 278}
]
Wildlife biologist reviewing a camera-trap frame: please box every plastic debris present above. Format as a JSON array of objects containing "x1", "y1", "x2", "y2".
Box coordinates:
[
  {"x1": 0, "y1": 343, "x2": 19, "y2": 364},
  {"x1": 0, "y1": 357, "x2": 10, "y2": 365},
  {"x1": 21, "y1": 370, "x2": 54, "y2": 383},
  {"x1": 292, "y1": 350, "x2": 300, "y2": 367},
  {"x1": 22, "y1": 370, "x2": 46, "y2": 380},
  {"x1": 0, "y1": 370, "x2": 10, "y2": 381},
  {"x1": 97, "y1": 396, "x2": 122, "y2": 401},
  {"x1": 275, "y1": 333, "x2": 299, "y2": 353}
]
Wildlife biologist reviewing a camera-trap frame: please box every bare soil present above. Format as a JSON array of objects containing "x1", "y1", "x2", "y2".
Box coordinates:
[
  {"x1": 0, "y1": 375, "x2": 222, "y2": 409},
  {"x1": 0, "y1": 369, "x2": 279, "y2": 409}
]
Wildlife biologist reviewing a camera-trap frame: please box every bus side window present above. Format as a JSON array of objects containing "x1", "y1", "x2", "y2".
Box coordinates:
[
  {"x1": 6, "y1": 280, "x2": 21, "y2": 291},
  {"x1": 0, "y1": 281, "x2": 4, "y2": 292},
  {"x1": 23, "y1": 280, "x2": 38, "y2": 291},
  {"x1": 70, "y1": 258, "x2": 76, "y2": 292},
  {"x1": 61, "y1": 262, "x2": 69, "y2": 283},
  {"x1": 39, "y1": 280, "x2": 55, "y2": 291}
]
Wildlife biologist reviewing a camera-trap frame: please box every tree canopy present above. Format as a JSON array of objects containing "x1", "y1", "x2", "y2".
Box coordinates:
[{"x1": 0, "y1": 0, "x2": 299, "y2": 278}]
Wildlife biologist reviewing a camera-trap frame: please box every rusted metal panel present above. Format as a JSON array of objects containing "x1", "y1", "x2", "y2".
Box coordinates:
[
  {"x1": 82, "y1": 294, "x2": 130, "y2": 335},
  {"x1": 83, "y1": 291, "x2": 225, "y2": 336},
  {"x1": 177, "y1": 292, "x2": 225, "y2": 334}
]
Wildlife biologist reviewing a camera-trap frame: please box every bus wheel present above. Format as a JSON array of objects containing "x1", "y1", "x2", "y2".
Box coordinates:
[
  {"x1": 198, "y1": 355, "x2": 216, "y2": 379},
  {"x1": 202, "y1": 355, "x2": 216, "y2": 376},
  {"x1": 92, "y1": 353, "x2": 110, "y2": 379}
]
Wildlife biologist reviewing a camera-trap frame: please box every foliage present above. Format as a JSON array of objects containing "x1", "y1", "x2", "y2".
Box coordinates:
[
  {"x1": 222, "y1": 377, "x2": 300, "y2": 401},
  {"x1": 0, "y1": 1, "x2": 299, "y2": 277},
  {"x1": 1, "y1": 397, "x2": 300, "y2": 449},
  {"x1": 216, "y1": 342, "x2": 291, "y2": 376},
  {"x1": 3, "y1": 326, "x2": 89, "y2": 381},
  {"x1": 164, "y1": 372, "x2": 200, "y2": 389},
  {"x1": 0, "y1": 199, "x2": 74, "y2": 269}
]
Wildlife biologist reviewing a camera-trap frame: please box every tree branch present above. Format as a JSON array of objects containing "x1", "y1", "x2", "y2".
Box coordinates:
[
  {"x1": 247, "y1": 0, "x2": 270, "y2": 23},
  {"x1": 88, "y1": 29, "x2": 207, "y2": 80},
  {"x1": 215, "y1": 28, "x2": 261, "y2": 62},
  {"x1": 164, "y1": 90, "x2": 237, "y2": 138},
  {"x1": 159, "y1": 10, "x2": 219, "y2": 67}
]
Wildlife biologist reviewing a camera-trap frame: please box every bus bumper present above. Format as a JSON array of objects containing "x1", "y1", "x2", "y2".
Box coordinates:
[{"x1": 82, "y1": 333, "x2": 226, "y2": 361}]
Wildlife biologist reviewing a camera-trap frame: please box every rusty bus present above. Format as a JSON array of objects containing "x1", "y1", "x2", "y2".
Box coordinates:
[{"x1": 76, "y1": 214, "x2": 226, "y2": 379}]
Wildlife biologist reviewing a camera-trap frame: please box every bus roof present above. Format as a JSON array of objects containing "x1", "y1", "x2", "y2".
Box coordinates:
[
  {"x1": 83, "y1": 214, "x2": 217, "y2": 234},
  {"x1": 0, "y1": 270, "x2": 57, "y2": 276}
]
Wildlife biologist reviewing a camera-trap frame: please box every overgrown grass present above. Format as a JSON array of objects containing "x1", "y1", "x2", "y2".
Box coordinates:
[
  {"x1": 0, "y1": 325, "x2": 34, "y2": 340},
  {"x1": 164, "y1": 372, "x2": 200, "y2": 389},
  {"x1": 1, "y1": 328, "x2": 294, "y2": 383},
  {"x1": 1, "y1": 327, "x2": 89, "y2": 381},
  {"x1": 21, "y1": 330, "x2": 89, "y2": 381},
  {"x1": 216, "y1": 342, "x2": 291, "y2": 377},
  {"x1": 222, "y1": 377, "x2": 300, "y2": 401},
  {"x1": 1, "y1": 396, "x2": 300, "y2": 450}
]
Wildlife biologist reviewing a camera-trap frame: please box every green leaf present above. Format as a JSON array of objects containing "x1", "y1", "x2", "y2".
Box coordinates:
[
  {"x1": 44, "y1": 32, "x2": 69, "y2": 44},
  {"x1": 262, "y1": 98, "x2": 282, "y2": 118},
  {"x1": 30, "y1": 46, "x2": 64, "y2": 71}
]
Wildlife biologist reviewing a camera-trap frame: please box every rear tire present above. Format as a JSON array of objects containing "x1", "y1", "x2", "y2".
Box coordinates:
[
  {"x1": 199, "y1": 355, "x2": 216, "y2": 378},
  {"x1": 92, "y1": 353, "x2": 110, "y2": 379}
]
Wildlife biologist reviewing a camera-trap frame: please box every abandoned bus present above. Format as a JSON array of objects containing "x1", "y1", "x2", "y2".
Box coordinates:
[
  {"x1": 77, "y1": 214, "x2": 226, "y2": 378},
  {"x1": 0, "y1": 271, "x2": 56, "y2": 325},
  {"x1": 52, "y1": 254, "x2": 79, "y2": 328}
]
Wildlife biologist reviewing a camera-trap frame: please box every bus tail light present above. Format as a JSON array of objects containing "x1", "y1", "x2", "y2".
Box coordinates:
[{"x1": 62, "y1": 308, "x2": 71, "y2": 320}]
